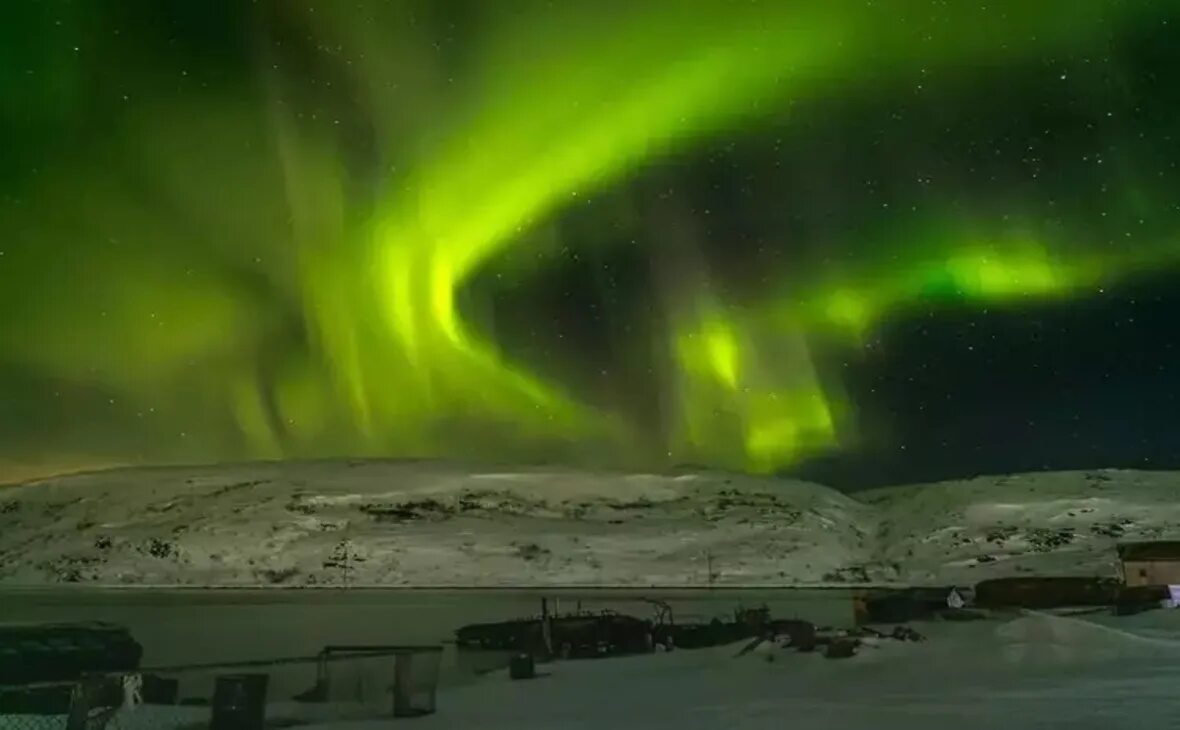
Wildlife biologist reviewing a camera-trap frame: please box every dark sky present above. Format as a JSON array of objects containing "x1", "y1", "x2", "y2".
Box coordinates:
[{"x1": 2, "y1": 1, "x2": 1179, "y2": 488}]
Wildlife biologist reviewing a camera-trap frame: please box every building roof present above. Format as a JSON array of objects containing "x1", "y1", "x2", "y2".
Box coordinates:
[{"x1": 1116, "y1": 541, "x2": 1180, "y2": 562}]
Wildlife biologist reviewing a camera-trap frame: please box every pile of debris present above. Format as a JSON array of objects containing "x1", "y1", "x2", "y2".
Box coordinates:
[
  {"x1": 456, "y1": 601, "x2": 784, "y2": 661},
  {"x1": 656, "y1": 606, "x2": 770, "y2": 650},
  {"x1": 456, "y1": 597, "x2": 942, "y2": 670},
  {"x1": 739, "y1": 620, "x2": 926, "y2": 661},
  {"x1": 455, "y1": 610, "x2": 652, "y2": 659}
]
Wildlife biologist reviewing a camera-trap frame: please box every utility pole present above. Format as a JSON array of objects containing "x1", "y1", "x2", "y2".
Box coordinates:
[
  {"x1": 540, "y1": 597, "x2": 553, "y2": 658},
  {"x1": 324, "y1": 539, "x2": 355, "y2": 587}
]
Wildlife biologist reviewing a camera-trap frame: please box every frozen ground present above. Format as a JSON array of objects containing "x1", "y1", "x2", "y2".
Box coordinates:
[
  {"x1": 363, "y1": 611, "x2": 1180, "y2": 730},
  {"x1": 7, "y1": 611, "x2": 1180, "y2": 729},
  {"x1": 1, "y1": 461, "x2": 1178, "y2": 586}
]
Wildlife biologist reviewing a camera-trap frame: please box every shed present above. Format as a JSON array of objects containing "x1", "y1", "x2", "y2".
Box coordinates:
[{"x1": 1117, "y1": 541, "x2": 1180, "y2": 587}]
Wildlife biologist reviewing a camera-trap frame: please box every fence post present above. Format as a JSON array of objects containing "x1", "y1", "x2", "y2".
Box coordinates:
[
  {"x1": 390, "y1": 647, "x2": 442, "y2": 718},
  {"x1": 66, "y1": 676, "x2": 102, "y2": 730}
]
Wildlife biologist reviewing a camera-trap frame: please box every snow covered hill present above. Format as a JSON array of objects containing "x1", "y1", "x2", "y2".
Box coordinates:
[
  {"x1": 862, "y1": 469, "x2": 1180, "y2": 585},
  {"x1": 0, "y1": 462, "x2": 1177, "y2": 586}
]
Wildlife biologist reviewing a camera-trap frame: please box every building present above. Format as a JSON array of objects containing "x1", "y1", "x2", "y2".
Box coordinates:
[
  {"x1": 974, "y1": 576, "x2": 1119, "y2": 608},
  {"x1": 1117, "y1": 541, "x2": 1180, "y2": 587}
]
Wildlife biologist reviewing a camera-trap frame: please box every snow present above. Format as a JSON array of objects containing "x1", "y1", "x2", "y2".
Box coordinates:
[
  {"x1": 292, "y1": 611, "x2": 1180, "y2": 729},
  {"x1": 8, "y1": 611, "x2": 1179, "y2": 729},
  {"x1": 2, "y1": 461, "x2": 1179, "y2": 586}
]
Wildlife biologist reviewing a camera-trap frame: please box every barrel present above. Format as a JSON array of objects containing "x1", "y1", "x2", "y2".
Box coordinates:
[
  {"x1": 210, "y1": 674, "x2": 268, "y2": 730},
  {"x1": 508, "y1": 653, "x2": 536, "y2": 680}
]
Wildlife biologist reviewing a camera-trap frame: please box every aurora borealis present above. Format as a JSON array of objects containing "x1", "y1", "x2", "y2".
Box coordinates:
[{"x1": 2, "y1": 1, "x2": 1180, "y2": 487}]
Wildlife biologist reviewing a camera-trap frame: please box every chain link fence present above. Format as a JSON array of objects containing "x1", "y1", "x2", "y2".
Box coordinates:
[{"x1": 0, "y1": 644, "x2": 443, "y2": 730}]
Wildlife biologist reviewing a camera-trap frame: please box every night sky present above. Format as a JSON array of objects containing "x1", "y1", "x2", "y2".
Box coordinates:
[{"x1": 2, "y1": 1, "x2": 1180, "y2": 489}]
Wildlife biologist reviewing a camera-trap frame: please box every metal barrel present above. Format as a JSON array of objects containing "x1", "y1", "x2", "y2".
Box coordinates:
[{"x1": 210, "y1": 673, "x2": 268, "y2": 730}]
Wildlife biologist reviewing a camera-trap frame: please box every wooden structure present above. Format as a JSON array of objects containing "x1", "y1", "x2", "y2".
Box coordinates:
[{"x1": 1117, "y1": 541, "x2": 1180, "y2": 587}]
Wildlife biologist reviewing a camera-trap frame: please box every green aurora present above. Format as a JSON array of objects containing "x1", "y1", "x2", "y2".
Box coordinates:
[{"x1": 1, "y1": 0, "x2": 1177, "y2": 479}]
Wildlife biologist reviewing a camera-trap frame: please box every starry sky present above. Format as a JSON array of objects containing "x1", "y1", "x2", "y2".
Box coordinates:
[{"x1": 1, "y1": 0, "x2": 1179, "y2": 489}]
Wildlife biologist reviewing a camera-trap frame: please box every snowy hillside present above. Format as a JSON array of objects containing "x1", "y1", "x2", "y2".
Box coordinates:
[
  {"x1": 862, "y1": 469, "x2": 1180, "y2": 584},
  {"x1": 0, "y1": 462, "x2": 1177, "y2": 586},
  {"x1": 0, "y1": 461, "x2": 874, "y2": 586}
]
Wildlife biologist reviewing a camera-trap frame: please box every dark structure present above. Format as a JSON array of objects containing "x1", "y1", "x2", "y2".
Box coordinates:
[
  {"x1": 455, "y1": 611, "x2": 653, "y2": 658},
  {"x1": 140, "y1": 674, "x2": 180, "y2": 705},
  {"x1": 1117, "y1": 541, "x2": 1180, "y2": 587},
  {"x1": 508, "y1": 654, "x2": 536, "y2": 680},
  {"x1": 854, "y1": 588, "x2": 952, "y2": 624},
  {"x1": 657, "y1": 607, "x2": 770, "y2": 650},
  {"x1": 824, "y1": 638, "x2": 859, "y2": 659},
  {"x1": 974, "y1": 577, "x2": 1121, "y2": 609},
  {"x1": 0, "y1": 622, "x2": 142, "y2": 716},
  {"x1": 1114, "y1": 584, "x2": 1171, "y2": 615},
  {"x1": 211, "y1": 674, "x2": 269, "y2": 730},
  {"x1": 0, "y1": 622, "x2": 142, "y2": 686},
  {"x1": 455, "y1": 603, "x2": 779, "y2": 660},
  {"x1": 769, "y1": 619, "x2": 816, "y2": 648},
  {"x1": 660, "y1": 618, "x2": 748, "y2": 649}
]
